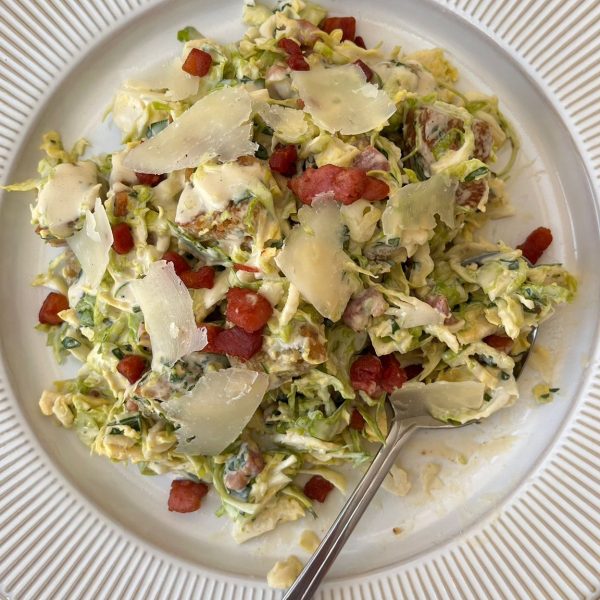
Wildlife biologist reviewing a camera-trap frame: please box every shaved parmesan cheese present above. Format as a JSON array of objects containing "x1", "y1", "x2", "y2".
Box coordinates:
[
  {"x1": 291, "y1": 65, "x2": 396, "y2": 135},
  {"x1": 275, "y1": 201, "x2": 358, "y2": 321},
  {"x1": 382, "y1": 173, "x2": 457, "y2": 237},
  {"x1": 125, "y1": 56, "x2": 199, "y2": 101},
  {"x1": 68, "y1": 198, "x2": 113, "y2": 290},
  {"x1": 257, "y1": 103, "x2": 309, "y2": 143},
  {"x1": 390, "y1": 380, "x2": 517, "y2": 424},
  {"x1": 36, "y1": 161, "x2": 101, "y2": 237},
  {"x1": 123, "y1": 86, "x2": 257, "y2": 174},
  {"x1": 176, "y1": 161, "x2": 265, "y2": 224},
  {"x1": 130, "y1": 261, "x2": 207, "y2": 371},
  {"x1": 162, "y1": 368, "x2": 269, "y2": 455}
]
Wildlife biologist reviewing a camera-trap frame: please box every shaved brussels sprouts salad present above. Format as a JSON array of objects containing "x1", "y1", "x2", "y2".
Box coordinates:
[{"x1": 6, "y1": 0, "x2": 576, "y2": 545}]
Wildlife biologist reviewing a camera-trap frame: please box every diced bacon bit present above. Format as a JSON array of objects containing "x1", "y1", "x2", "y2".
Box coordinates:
[
  {"x1": 135, "y1": 172, "x2": 165, "y2": 187},
  {"x1": 181, "y1": 48, "x2": 213, "y2": 77},
  {"x1": 125, "y1": 399, "x2": 138, "y2": 412},
  {"x1": 277, "y1": 37, "x2": 302, "y2": 55},
  {"x1": 212, "y1": 326, "x2": 264, "y2": 360},
  {"x1": 353, "y1": 59, "x2": 373, "y2": 82},
  {"x1": 200, "y1": 323, "x2": 224, "y2": 353},
  {"x1": 472, "y1": 119, "x2": 493, "y2": 162},
  {"x1": 352, "y1": 146, "x2": 390, "y2": 172},
  {"x1": 304, "y1": 475, "x2": 335, "y2": 503},
  {"x1": 350, "y1": 355, "x2": 382, "y2": 397},
  {"x1": 362, "y1": 177, "x2": 390, "y2": 201},
  {"x1": 224, "y1": 445, "x2": 265, "y2": 491},
  {"x1": 114, "y1": 191, "x2": 129, "y2": 217},
  {"x1": 350, "y1": 353, "x2": 407, "y2": 396},
  {"x1": 418, "y1": 108, "x2": 464, "y2": 150},
  {"x1": 117, "y1": 355, "x2": 148, "y2": 384},
  {"x1": 226, "y1": 288, "x2": 273, "y2": 333},
  {"x1": 320, "y1": 16, "x2": 356, "y2": 42},
  {"x1": 179, "y1": 266, "x2": 215, "y2": 289},
  {"x1": 349, "y1": 408, "x2": 365, "y2": 430},
  {"x1": 379, "y1": 354, "x2": 407, "y2": 394},
  {"x1": 233, "y1": 263, "x2": 260, "y2": 273},
  {"x1": 517, "y1": 227, "x2": 553, "y2": 265},
  {"x1": 111, "y1": 223, "x2": 135, "y2": 255},
  {"x1": 343, "y1": 288, "x2": 388, "y2": 332},
  {"x1": 483, "y1": 334, "x2": 514, "y2": 354},
  {"x1": 162, "y1": 251, "x2": 189, "y2": 276},
  {"x1": 287, "y1": 54, "x2": 310, "y2": 71},
  {"x1": 455, "y1": 180, "x2": 488, "y2": 209},
  {"x1": 354, "y1": 35, "x2": 366, "y2": 49},
  {"x1": 404, "y1": 364, "x2": 423, "y2": 380},
  {"x1": 39, "y1": 292, "x2": 69, "y2": 325},
  {"x1": 168, "y1": 479, "x2": 209, "y2": 513},
  {"x1": 289, "y1": 164, "x2": 389, "y2": 205},
  {"x1": 269, "y1": 144, "x2": 298, "y2": 177},
  {"x1": 403, "y1": 108, "x2": 417, "y2": 151}
]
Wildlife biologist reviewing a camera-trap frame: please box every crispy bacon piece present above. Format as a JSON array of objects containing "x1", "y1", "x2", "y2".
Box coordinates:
[
  {"x1": 269, "y1": 144, "x2": 298, "y2": 177},
  {"x1": 483, "y1": 334, "x2": 514, "y2": 354},
  {"x1": 162, "y1": 251, "x2": 189, "y2": 276},
  {"x1": 304, "y1": 475, "x2": 335, "y2": 503},
  {"x1": 114, "y1": 191, "x2": 129, "y2": 217},
  {"x1": 277, "y1": 37, "x2": 302, "y2": 55},
  {"x1": 168, "y1": 480, "x2": 209, "y2": 513},
  {"x1": 404, "y1": 364, "x2": 423, "y2": 380},
  {"x1": 349, "y1": 408, "x2": 366, "y2": 430},
  {"x1": 455, "y1": 180, "x2": 488, "y2": 209},
  {"x1": 201, "y1": 323, "x2": 224, "y2": 353},
  {"x1": 379, "y1": 354, "x2": 407, "y2": 394},
  {"x1": 353, "y1": 146, "x2": 390, "y2": 172},
  {"x1": 182, "y1": 48, "x2": 213, "y2": 77},
  {"x1": 320, "y1": 16, "x2": 356, "y2": 41},
  {"x1": 212, "y1": 326, "x2": 264, "y2": 360},
  {"x1": 342, "y1": 288, "x2": 388, "y2": 332},
  {"x1": 226, "y1": 288, "x2": 273, "y2": 333},
  {"x1": 287, "y1": 54, "x2": 310, "y2": 71},
  {"x1": 353, "y1": 59, "x2": 373, "y2": 81},
  {"x1": 224, "y1": 445, "x2": 265, "y2": 491},
  {"x1": 111, "y1": 223, "x2": 135, "y2": 255},
  {"x1": 117, "y1": 355, "x2": 148, "y2": 384},
  {"x1": 289, "y1": 164, "x2": 389, "y2": 205},
  {"x1": 39, "y1": 292, "x2": 69, "y2": 325},
  {"x1": 473, "y1": 119, "x2": 493, "y2": 161},
  {"x1": 350, "y1": 355, "x2": 382, "y2": 397},
  {"x1": 517, "y1": 227, "x2": 553, "y2": 265},
  {"x1": 233, "y1": 263, "x2": 260, "y2": 273},
  {"x1": 354, "y1": 36, "x2": 366, "y2": 49},
  {"x1": 135, "y1": 172, "x2": 164, "y2": 187},
  {"x1": 179, "y1": 267, "x2": 215, "y2": 289}
]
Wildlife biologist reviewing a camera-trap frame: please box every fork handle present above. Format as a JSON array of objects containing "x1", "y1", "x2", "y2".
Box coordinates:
[{"x1": 283, "y1": 419, "x2": 416, "y2": 600}]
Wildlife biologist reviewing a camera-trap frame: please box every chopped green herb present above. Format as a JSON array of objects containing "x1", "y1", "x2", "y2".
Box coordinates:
[
  {"x1": 62, "y1": 337, "x2": 81, "y2": 349},
  {"x1": 177, "y1": 26, "x2": 201, "y2": 42},
  {"x1": 464, "y1": 166, "x2": 489, "y2": 182}
]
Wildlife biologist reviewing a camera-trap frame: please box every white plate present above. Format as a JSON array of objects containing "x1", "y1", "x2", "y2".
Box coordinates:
[{"x1": 1, "y1": 1, "x2": 600, "y2": 598}]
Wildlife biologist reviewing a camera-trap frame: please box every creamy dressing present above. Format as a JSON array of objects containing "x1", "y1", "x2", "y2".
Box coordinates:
[
  {"x1": 175, "y1": 161, "x2": 264, "y2": 223},
  {"x1": 37, "y1": 161, "x2": 100, "y2": 237}
]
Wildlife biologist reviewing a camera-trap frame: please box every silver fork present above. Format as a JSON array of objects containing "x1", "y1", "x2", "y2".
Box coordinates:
[{"x1": 283, "y1": 324, "x2": 537, "y2": 600}]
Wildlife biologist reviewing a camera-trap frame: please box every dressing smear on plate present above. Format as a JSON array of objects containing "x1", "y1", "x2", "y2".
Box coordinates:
[{"x1": 4, "y1": 0, "x2": 576, "y2": 588}]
